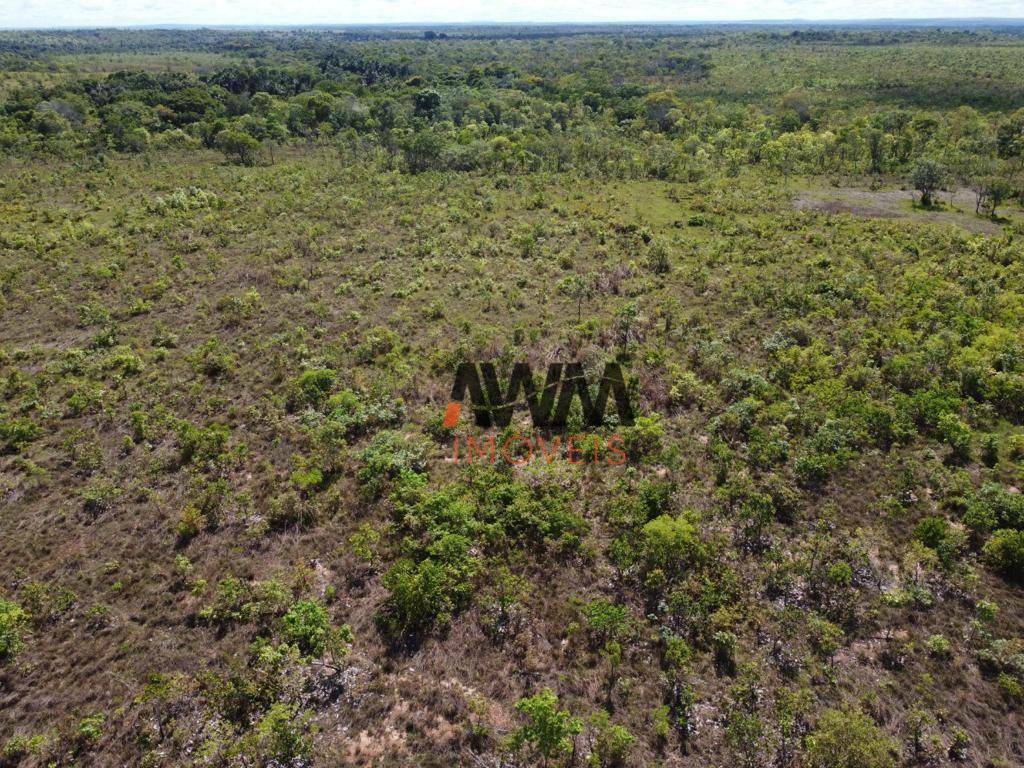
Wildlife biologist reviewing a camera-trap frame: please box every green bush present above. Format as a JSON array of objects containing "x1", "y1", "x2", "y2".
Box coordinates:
[
  {"x1": 280, "y1": 599, "x2": 353, "y2": 659},
  {"x1": 913, "y1": 516, "x2": 962, "y2": 567},
  {"x1": 805, "y1": 709, "x2": 896, "y2": 768},
  {"x1": 925, "y1": 634, "x2": 952, "y2": 658},
  {"x1": 357, "y1": 430, "x2": 428, "y2": 498},
  {"x1": 215, "y1": 128, "x2": 260, "y2": 165},
  {"x1": 0, "y1": 600, "x2": 27, "y2": 660},
  {"x1": 0, "y1": 416, "x2": 41, "y2": 454},
  {"x1": 287, "y1": 367, "x2": 336, "y2": 411},
  {"x1": 175, "y1": 420, "x2": 230, "y2": 465},
  {"x1": 251, "y1": 703, "x2": 312, "y2": 764},
  {"x1": 983, "y1": 529, "x2": 1024, "y2": 580},
  {"x1": 581, "y1": 599, "x2": 630, "y2": 646},
  {"x1": 323, "y1": 389, "x2": 405, "y2": 437},
  {"x1": 640, "y1": 511, "x2": 703, "y2": 577},
  {"x1": 808, "y1": 615, "x2": 844, "y2": 660},
  {"x1": 620, "y1": 415, "x2": 664, "y2": 460},
  {"x1": 936, "y1": 412, "x2": 972, "y2": 462},
  {"x1": 587, "y1": 710, "x2": 634, "y2": 768},
  {"x1": 509, "y1": 689, "x2": 582, "y2": 765},
  {"x1": 378, "y1": 537, "x2": 478, "y2": 637},
  {"x1": 75, "y1": 713, "x2": 105, "y2": 747}
]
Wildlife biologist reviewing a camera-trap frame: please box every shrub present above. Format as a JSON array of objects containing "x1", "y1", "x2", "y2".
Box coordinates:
[
  {"x1": 640, "y1": 512, "x2": 703, "y2": 577},
  {"x1": 808, "y1": 616, "x2": 844, "y2": 661},
  {"x1": 175, "y1": 421, "x2": 229, "y2": 465},
  {"x1": 1007, "y1": 434, "x2": 1024, "y2": 461},
  {"x1": 175, "y1": 505, "x2": 207, "y2": 542},
  {"x1": 0, "y1": 600, "x2": 27, "y2": 660},
  {"x1": 265, "y1": 490, "x2": 317, "y2": 530},
  {"x1": 251, "y1": 703, "x2": 312, "y2": 764},
  {"x1": 976, "y1": 599, "x2": 999, "y2": 623},
  {"x1": 587, "y1": 710, "x2": 634, "y2": 768},
  {"x1": 0, "y1": 416, "x2": 41, "y2": 454},
  {"x1": 926, "y1": 634, "x2": 952, "y2": 659},
  {"x1": 910, "y1": 159, "x2": 947, "y2": 207},
  {"x1": 620, "y1": 415, "x2": 664, "y2": 460},
  {"x1": 651, "y1": 705, "x2": 672, "y2": 741},
  {"x1": 581, "y1": 599, "x2": 630, "y2": 646},
  {"x1": 324, "y1": 389, "x2": 405, "y2": 437},
  {"x1": 936, "y1": 412, "x2": 972, "y2": 462},
  {"x1": 192, "y1": 338, "x2": 235, "y2": 378},
  {"x1": 198, "y1": 576, "x2": 248, "y2": 625},
  {"x1": 357, "y1": 430, "x2": 428, "y2": 498},
  {"x1": 646, "y1": 239, "x2": 670, "y2": 274},
  {"x1": 805, "y1": 709, "x2": 896, "y2": 768},
  {"x1": 19, "y1": 582, "x2": 76, "y2": 625},
  {"x1": 287, "y1": 368, "x2": 336, "y2": 411},
  {"x1": 215, "y1": 128, "x2": 260, "y2": 165},
  {"x1": 983, "y1": 529, "x2": 1024, "y2": 580},
  {"x1": 378, "y1": 537, "x2": 478, "y2": 637},
  {"x1": 666, "y1": 367, "x2": 708, "y2": 408},
  {"x1": 75, "y1": 714, "x2": 105, "y2": 747},
  {"x1": 2, "y1": 733, "x2": 50, "y2": 762},
  {"x1": 998, "y1": 673, "x2": 1024, "y2": 703},
  {"x1": 713, "y1": 631, "x2": 737, "y2": 676},
  {"x1": 509, "y1": 689, "x2": 582, "y2": 765},
  {"x1": 280, "y1": 599, "x2": 353, "y2": 659},
  {"x1": 348, "y1": 523, "x2": 381, "y2": 565},
  {"x1": 913, "y1": 516, "x2": 962, "y2": 567}
]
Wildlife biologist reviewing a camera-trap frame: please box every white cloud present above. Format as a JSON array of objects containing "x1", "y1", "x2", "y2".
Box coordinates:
[{"x1": 2, "y1": 0, "x2": 1023, "y2": 29}]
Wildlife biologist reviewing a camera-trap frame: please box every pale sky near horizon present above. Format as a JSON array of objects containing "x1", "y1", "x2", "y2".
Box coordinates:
[{"x1": 2, "y1": 0, "x2": 1024, "y2": 30}]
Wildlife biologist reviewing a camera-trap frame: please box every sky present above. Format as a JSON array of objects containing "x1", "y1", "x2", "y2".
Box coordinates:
[{"x1": 2, "y1": 0, "x2": 1024, "y2": 29}]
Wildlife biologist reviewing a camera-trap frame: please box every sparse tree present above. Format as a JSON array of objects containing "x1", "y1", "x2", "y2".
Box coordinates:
[{"x1": 911, "y1": 159, "x2": 946, "y2": 207}]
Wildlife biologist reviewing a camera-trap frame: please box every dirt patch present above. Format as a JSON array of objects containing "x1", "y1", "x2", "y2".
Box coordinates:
[{"x1": 794, "y1": 186, "x2": 1019, "y2": 235}]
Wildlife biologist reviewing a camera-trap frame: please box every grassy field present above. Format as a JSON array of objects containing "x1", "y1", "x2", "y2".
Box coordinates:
[{"x1": 1, "y1": 24, "x2": 1024, "y2": 768}]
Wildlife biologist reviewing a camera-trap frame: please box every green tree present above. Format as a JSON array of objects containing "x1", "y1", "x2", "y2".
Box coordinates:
[
  {"x1": 215, "y1": 128, "x2": 260, "y2": 166},
  {"x1": 996, "y1": 108, "x2": 1024, "y2": 159},
  {"x1": 640, "y1": 512, "x2": 702, "y2": 576},
  {"x1": 412, "y1": 88, "x2": 442, "y2": 120},
  {"x1": 910, "y1": 159, "x2": 946, "y2": 207},
  {"x1": 557, "y1": 274, "x2": 594, "y2": 323},
  {"x1": 402, "y1": 128, "x2": 445, "y2": 173}
]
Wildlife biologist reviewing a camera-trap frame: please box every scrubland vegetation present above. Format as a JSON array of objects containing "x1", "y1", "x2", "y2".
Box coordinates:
[{"x1": 1, "y1": 22, "x2": 1024, "y2": 768}]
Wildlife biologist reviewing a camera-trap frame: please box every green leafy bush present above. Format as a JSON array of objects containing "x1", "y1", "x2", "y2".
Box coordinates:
[
  {"x1": 0, "y1": 600, "x2": 27, "y2": 660},
  {"x1": 983, "y1": 529, "x2": 1024, "y2": 580},
  {"x1": 587, "y1": 710, "x2": 634, "y2": 768},
  {"x1": 175, "y1": 420, "x2": 230, "y2": 465},
  {"x1": 640, "y1": 511, "x2": 703, "y2": 577},
  {"x1": 280, "y1": 599, "x2": 353, "y2": 659},
  {"x1": 356, "y1": 430, "x2": 428, "y2": 498},
  {"x1": 378, "y1": 538, "x2": 478, "y2": 637},
  {"x1": 287, "y1": 368, "x2": 336, "y2": 411},
  {"x1": 0, "y1": 416, "x2": 41, "y2": 454},
  {"x1": 509, "y1": 689, "x2": 582, "y2": 765},
  {"x1": 805, "y1": 709, "x2": 896, "y2": 768}
]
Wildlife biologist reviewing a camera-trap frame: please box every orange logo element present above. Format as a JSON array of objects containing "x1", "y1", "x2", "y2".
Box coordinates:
[{"x1": 442, "y1": 402, "x2": 462, "y2": 429}]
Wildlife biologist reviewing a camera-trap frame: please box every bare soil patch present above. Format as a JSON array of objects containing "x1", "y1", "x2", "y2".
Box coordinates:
[{"x1": 794, "y1": 186, "x2": 1020, "y2": 235}]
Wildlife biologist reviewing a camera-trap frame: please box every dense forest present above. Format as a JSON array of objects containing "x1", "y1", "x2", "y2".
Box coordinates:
[{"x1": 1, "y1": 23, "x2": 1024, "y2": 768}]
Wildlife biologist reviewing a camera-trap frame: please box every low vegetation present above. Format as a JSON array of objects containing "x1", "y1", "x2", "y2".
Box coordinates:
[{"x1": 1, "y1": 21, "x2": 1024, "y2": 768}]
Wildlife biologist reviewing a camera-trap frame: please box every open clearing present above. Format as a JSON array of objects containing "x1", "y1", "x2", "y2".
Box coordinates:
[{"x1": 793, "y1": 184, "x2": 1024, "y2": 235}]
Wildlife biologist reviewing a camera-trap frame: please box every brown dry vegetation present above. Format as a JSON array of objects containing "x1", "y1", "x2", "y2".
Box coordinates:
[{"x1": 1, "y1": 24, "x2": 1024, "y2": 768}]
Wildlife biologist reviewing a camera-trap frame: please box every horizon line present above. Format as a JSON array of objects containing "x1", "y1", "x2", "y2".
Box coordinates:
[{"x1": 4, "y1": 17, "x2": 1024, "y2": 32}]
